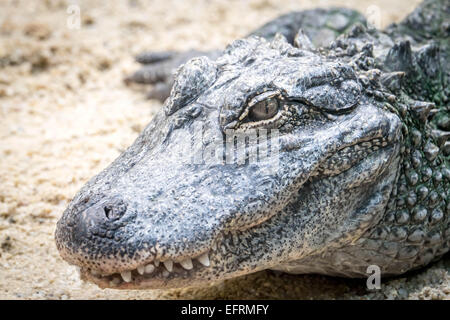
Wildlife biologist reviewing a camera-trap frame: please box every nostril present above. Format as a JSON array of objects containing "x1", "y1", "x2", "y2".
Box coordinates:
[
  {"x1": 104, "y1": 206, "x2": 112, "y2": 219},
  {"x1": 103, "y1": 199, "x2": 127, "y2": 220}
]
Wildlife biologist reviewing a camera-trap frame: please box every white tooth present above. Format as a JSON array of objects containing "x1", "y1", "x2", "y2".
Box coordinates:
[
  {"x1": 120, "y1": 271, "x2": 132, "y2": 282},
  {"x1": 180, "y1": 258, "x2": 193, "y2": 270},
  {"x1": 137, "y1": 266, "x2": 145, "y2": 275},
  {"x1": 162, "y1": 270, "x2": 169, "y2": 277},
  {"x1": 144, "y1": 264, "x2": 155, "y2": 274},
  {"x1": 163, "y1": 260, "x2": 173, "y2": 272},
  {"x1": 154, "y1": 259, "x2": 160, "y2": 267},
  {"x1": 197, "y1": 253, "x2": 210, "y2": 267}
]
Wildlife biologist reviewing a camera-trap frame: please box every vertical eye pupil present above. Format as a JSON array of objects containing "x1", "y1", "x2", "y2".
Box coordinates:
[
  {"x1": 265, "y1": 101, "x2": 271, "y2": 115},
  {"x1": 267, "y1": 100, "x2": 277, "y2": 114}
]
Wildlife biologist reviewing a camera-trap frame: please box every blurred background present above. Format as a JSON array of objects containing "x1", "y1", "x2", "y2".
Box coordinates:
[{"x1": 1, "y1": 0, "x2": 448, "y2": 299}]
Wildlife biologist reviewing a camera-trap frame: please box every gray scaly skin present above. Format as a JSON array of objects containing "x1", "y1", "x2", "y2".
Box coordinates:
[{"x1": 55, "y1": 0, "x2": 449, "y2": 290}]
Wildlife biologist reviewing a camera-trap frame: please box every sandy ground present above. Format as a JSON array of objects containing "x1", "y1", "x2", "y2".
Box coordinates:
[{"x1": 1, "y1": 0, "x2": 449, "y2": 300}]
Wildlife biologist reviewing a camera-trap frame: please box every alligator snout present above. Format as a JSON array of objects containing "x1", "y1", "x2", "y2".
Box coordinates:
[{"x1": 55, "y1": 196, "x2": 134, "y2": 270}]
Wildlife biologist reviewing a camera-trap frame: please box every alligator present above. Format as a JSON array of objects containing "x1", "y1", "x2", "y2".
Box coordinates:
[{"x1": 55, "y1": 0, "x2": 449, "y2": 290}]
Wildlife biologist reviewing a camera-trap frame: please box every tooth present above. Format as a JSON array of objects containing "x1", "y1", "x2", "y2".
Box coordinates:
[
  {"x1": 137, "y1": 266, "x2": 145, "y2": 275},
  {"x1": 163, "y1": 260, "x2": 173, "y2": 272},
  {"x1": 162, "y1": 270, "x2": 169, "y2": 277},
  {"x1": 144, "y1": 264, "x2": 155, "y2": 274},
  {"x1": 180, "y1": 258, "x2": 193, "y2": 270},
  {"x1": 154, "y1": 259, "x2": 160, "y2": 267},
  {"x1": 197, "y1": 253, "x2": 210, "y2": 267},
  {"x1": 120, "y1": 271, "x2": 132, "y2": 282}
]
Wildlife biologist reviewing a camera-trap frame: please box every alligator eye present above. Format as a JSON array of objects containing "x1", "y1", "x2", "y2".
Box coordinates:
[{"x1": 249, "y1": 98, "x2": 279, "y2": 121}]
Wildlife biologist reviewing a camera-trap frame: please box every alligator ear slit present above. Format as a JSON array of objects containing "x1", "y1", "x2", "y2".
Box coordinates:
[{"x1": 319, "y1": 100, "x2": 359, "y2": 117}]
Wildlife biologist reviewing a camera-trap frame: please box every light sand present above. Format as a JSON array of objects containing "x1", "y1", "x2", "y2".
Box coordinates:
[{"x1": 1, "y1": 0, "x2": 448, "y2": 300}]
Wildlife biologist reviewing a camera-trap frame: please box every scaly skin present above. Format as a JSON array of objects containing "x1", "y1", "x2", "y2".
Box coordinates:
[{"x1": 55, "y1": 0, "x2": 449, "y2": 289}]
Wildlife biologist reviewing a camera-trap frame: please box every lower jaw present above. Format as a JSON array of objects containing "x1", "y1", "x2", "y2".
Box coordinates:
[
  {"x1": 82, "y1": 269, "x2": 216, "y2": 289},
  {"x1": 81, "y1": 264, "x2": 257, "y2": 290},
  {"x1": 82, "y1": 262, "x2": 271, "y2": 290},
  {"x1": 79, "y1": 246, "x2": 272, "y2": 290},
  {"x1": 79, "y1": 251, "x2": 216, "y2": 289}
]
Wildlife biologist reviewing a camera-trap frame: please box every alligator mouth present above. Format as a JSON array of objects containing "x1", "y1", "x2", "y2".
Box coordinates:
[{"x1": 81, "y1": 250, "x2": 215, "y2": 289}]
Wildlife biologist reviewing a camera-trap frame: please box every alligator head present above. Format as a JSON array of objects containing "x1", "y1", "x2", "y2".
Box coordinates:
[{"x1": 55, "y1": 35, "x2": 402, "y2": 289}]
